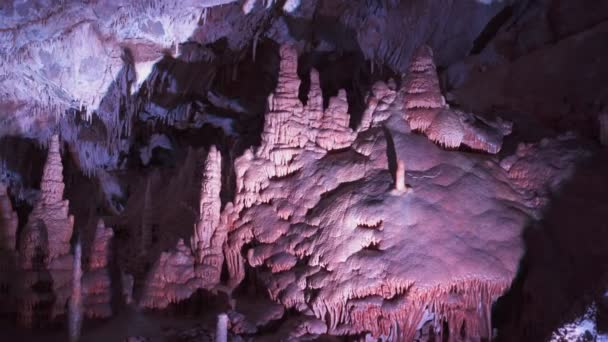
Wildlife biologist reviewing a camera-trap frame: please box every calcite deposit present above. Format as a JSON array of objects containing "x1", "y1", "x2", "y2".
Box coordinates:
[
  {"x1": 216, "y1": 44, "x2": 585, "y2": 340},
  {"x1": 16, "y1": 135, "x2": 75, "y2": 326},
  {"x1": 403, "y1": 45, "x2": 512, "y2": 154},
  {"x1": 139, "y1": 146, "x2": 228, "y2": 309},
  {"x1": 0, "y1": 1, "x2": 605, "y2": 341},
  {"x1": 82, "y1": 219, "x2": 114, "y2": 319}
]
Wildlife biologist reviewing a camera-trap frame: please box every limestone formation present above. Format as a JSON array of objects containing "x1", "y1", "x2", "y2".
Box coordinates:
[
  {"x1": 82, "y1": 219, "x2": 114, "y2": 319},
  {"x1": 51, "y1": 42, "x2": 588, "y2": 339},
  {"x1": 16, "y1": 135, "x2": 74, "y2": 326},
  {"x1": 192, "y1": 146, "x2": 225, "y2": 287},
  {"x1": 403, "y1": 45, "x2": 446, "y2": 132},
  {"x1": 138, "y1": 239, "x2": 198, "y2": 309},
  {"x1": 139, "y1": 147, "x2": 228, "y2": 309},
  {"x1": 218, "y1": 44, "x2": 586, "y2": 340},
  {"x1": 403, "y1": 45, "x2": 512, "y2": 154}
]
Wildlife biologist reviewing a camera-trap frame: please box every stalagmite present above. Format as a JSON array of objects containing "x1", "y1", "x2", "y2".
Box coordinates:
[
  {"x1": 403, "y1": 46, "x2": 511, "y2": 154},
  {"x1": 68, "y1": 240, "x2": 83, "y2": 342},
  {"x1": 216, "y1": 313, "x2": 228, "y2": 342},
  {"x1": 139, "y1": 145, "x2": 231, "y2": 309},
  {"x1": 403, "y1": 45, "x2": 446, "y2": 132},
  {"x1": 392, "y1": 159, "x2": 409, "y2": 194},
  {"x1": 16, "y1": 134, "x2": 75, "y2": 326},
  {"x1": 82, "y1": 219, "x2": 114, "y2": 319},
  {"x1": 192, "y1": 146, "x2": 225, "y2": 286}
]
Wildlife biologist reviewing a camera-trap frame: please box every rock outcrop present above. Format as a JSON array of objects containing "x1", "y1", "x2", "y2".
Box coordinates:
[
  {"x1": 403, "y1": 45, "x2": 512, "y2": 154},
  {"x1": 16, "y1": 135, "x2": 74, "y2": 326}
]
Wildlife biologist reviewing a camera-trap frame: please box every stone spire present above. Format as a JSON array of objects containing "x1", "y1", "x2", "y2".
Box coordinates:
[
  {"x1": 16, "y1": 134, "x2": 75, "y2": 326},
  {"x1": 192, "y1": 146, "x2": 225, "y2": 285},
  {"x1": 82, "y1": 219, "x2": 114, "y2": 319},
  {"x1": 41, "y1": 135, "x2": 66, "y2": 205},
  {"x1": 403, "y1": 45, "x2": 446, "y2": 132}
]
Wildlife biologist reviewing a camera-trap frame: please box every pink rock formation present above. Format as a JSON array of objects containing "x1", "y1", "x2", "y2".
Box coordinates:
[
  {"x1": 138, "y1": 239, "x2": 198, "y2": 309},
  {"x1": 16, "y1": 135, "x2": 74, "y2": 326},
  {"x1": 403, "y1": 45, "x2": 446, "y2": 132},
  {"x1": 192, "y1": 146, "x2": 226, "y2": 286},
  {"x1": 139, "y1": 146, "x2": 228, "y2": 309},
  {"x1": 219, "y1": 44, "x2": 586, "y2": 340},
  {"x1": 82, "y1": 219, "x2": 114, "y2": 319},
  {"x1": 403, "y1": 45, "x2": 512, "y2": 154}
]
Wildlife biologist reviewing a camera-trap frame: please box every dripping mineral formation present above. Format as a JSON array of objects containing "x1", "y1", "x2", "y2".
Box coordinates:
[
  {"x1": 16, "y1": 135, "x2": 75, "y2": 327},
  {"x1": 0, "y1": 1, "x2": 606, "y2": 340}
]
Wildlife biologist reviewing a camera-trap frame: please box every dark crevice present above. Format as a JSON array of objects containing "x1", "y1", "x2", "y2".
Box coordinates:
[
  {"x1": 470, "y1": 5, "x2": 514, "y2": 55},
  {"x1": 382, "y1": 126, "x2": 397, "y2": 184}
]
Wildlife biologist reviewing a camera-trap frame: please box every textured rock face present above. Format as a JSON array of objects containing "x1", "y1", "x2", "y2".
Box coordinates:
[
  {"x1": 0, "y1": 0, "x2": 238, "y2": 138},
  {"x1": 16, "y1": 135, "x2": 75, "y2": 326},
  {"x1": 403, "y1": 45, "x2": 512, "y2": 154},
  {"x1": 82, "y1": 219, "x2": 114, "y2": 319},
  {"x1": 139, "y1": 238, "x2": 198, "y2": 309},
  {"x1": 218, "y1": 44, "x2": 586, "y2": 340}
]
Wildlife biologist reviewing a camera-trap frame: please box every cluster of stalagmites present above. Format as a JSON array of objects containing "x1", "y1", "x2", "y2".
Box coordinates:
[
  {"x1": 0, "y1": 135, "x2": 114, "y2": 327},
  {"x1": 214, "y1": 44, "x2": 582, "y2": 340},
  {"x1": 131, "y1": 44, "x2": 589, "y2": 341},
  {"x1": 0, "y1": 42, "x2": 587, "y2": 340},
  {"x1": 403, "y1": 45, "x2": 512, "y2": 154}
]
